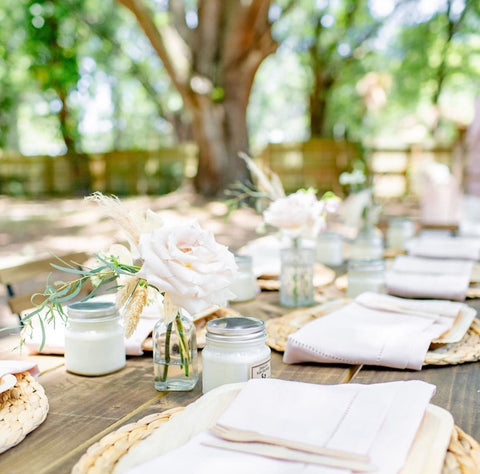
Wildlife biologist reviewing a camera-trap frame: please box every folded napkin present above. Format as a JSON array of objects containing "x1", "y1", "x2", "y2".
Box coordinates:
[
  {"x1": 385, "y1": 255, "x2": 474, "y2": 301},
  {"x1": 284, "y1": 292, "x2": 464, "y2": 370},
  {"x1": 23, "y1": 295, "x2": 158, "y2": 357},
  {"x1": 405, "y1": 236, "x2": 480, "y2": 260},
  {"x1": 0, "y1": 360, "x2": 39, "y2": 393},
  {"x1": 127, "y1": 378, "x2": 435, "y2": 474}
]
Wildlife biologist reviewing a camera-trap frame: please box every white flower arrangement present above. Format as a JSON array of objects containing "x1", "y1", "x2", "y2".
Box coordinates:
[
  {"x1": 19, "y1": 193, "x2": 238, "y2": 355},
  {"x1": 263, "y1": 189, "x2": 327, "y2": 242}
]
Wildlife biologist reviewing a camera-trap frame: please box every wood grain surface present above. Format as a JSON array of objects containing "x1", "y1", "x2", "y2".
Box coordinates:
[{"x1": 0, "y1": 284, "x2": 478, "y2": 473}]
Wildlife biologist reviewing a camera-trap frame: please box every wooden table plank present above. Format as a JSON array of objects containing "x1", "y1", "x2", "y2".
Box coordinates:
[
  {"x1": 0, "y1": 337, "x2": 352, "y2": 473},
  {"x1": 1, "y1": 286, "x2": 478, "y2": 471}
]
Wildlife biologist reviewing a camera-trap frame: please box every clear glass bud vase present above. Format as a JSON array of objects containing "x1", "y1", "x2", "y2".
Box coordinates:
[
  {"x1": 153, "y1": 312, "x2": 198, "y2": 391},
  {"x1": 280, "y1": 246, "x2": 315, "y2": 307}
]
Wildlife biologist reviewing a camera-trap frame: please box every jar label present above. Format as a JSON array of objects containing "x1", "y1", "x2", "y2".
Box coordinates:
[{"x1": 249, "y1": 357, "x2": 271, "y2": 379}]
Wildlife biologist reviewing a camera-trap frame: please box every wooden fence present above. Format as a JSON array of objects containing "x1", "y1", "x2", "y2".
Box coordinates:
[
  {"x1": 0, "y1": 145, "x2": 197, "y2": 196},
  {"x1": 0, "y1": 141, "x2": 458, "y2": 198},
  {"x1": 258, "y1": 139, "x2": 360, "y2": 195}
]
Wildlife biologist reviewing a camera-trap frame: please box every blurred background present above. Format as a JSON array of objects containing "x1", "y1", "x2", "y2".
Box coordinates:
[{"x1": 0, "y1": 0, "x2": 479, "y2": 200}]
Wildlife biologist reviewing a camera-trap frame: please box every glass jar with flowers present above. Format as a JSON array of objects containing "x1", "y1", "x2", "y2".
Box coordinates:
[
  {"x1": 262, "y1": 189, "x2": 340, "y2": 307},
  {"x1": 16, "y1": 193, "x2": 237, "y2": 392}
]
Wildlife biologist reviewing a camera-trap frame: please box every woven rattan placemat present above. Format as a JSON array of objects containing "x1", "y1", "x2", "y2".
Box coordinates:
[
  {"x1": 265, "y1": 303, "x2": 480, "y2": 366},
  {"x1": 0, "y1": 372, "x2": 49, "y2": 454},
  {"x1": 72, "y1": 407, "x2": 480, "y2": 474}
]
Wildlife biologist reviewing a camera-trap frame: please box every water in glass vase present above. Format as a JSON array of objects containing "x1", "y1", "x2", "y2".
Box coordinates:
[
  {"x1": 153, "y1": 314, "x2": 199, "y2": 391},
  {"x1": 154, "y1": 357, "x2": 198, "y2": 391}
]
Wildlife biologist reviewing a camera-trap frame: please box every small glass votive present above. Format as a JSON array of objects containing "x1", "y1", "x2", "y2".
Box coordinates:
[
  {"x1": 228, "y1": 255, "x2": 258, "y2": 302},
  {"x1": 316, "y1": 232, "x2": 343, "y2": 266},
  {"x1": 201, "y1": 316, "x2": 271, "y2": 393},
  {"x1": 280, "y1": 247, "x2": 315, "y2": 307},
  {"x1": 347, "y1": 258, "x2": 386, "y2": 298},
  {"x1": 350, "y1": 232, "x2": 384, "y2": 259},
  {"x1": 386, "y1": 217, "x2": 415, "y2": 249}
]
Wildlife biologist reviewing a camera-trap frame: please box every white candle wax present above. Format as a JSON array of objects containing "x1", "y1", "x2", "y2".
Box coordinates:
[
  {"x1": 347, "y1": 259, "x2": 386, "y2": 298},
  {"x1": 65, "y1": 301, "x2": 126, "y2": 376},
  {"x1": 316, "y1": 233, "x2": 343, "y2": 266},
  {"x1": 347, "y1": 273, "x2": 386, "y2": 298},
  {"x1": 65, "y1": 320, "x2": 126, "y2": 375},
  {"x1": 386, "y1": 219, "x2": 415, "y2": 249},
  {"x1": 202, "y1": 342, "x2": 271, "y2": 393},
  {"x1": 229, "y1": 272, "x2": 257, "y2": 302}
]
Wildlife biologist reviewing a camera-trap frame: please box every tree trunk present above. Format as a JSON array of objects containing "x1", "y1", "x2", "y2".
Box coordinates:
[
  {"x1": 58, "y1": 91, "x2": 92, "y2": 194},
  {"x1": 192, "y1": 91, "x2": 250, "y2": 196},
  {"x1": 116, "y1": 0, "x2": 276, "y2": 197},
  {"x1": 309, "y1": 72, "x2": 335, "y2": 138}
]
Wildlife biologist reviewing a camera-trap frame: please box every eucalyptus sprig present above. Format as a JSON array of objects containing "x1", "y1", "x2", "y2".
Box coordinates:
[
  {"x1": 18, "y1": 254, "x2": 141, "y2": 351},
  {"x1": 224, "y1": 180, "x2": 271, "y2": 218}
]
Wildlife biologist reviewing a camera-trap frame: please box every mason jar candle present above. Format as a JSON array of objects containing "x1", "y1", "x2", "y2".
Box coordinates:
[
  {"x1": 386, "y1": 217, "x2": 415, "y2": 249},
  {"x1": 202, "y1": 316, "x2": 271, "y2": 393},
  {"x1": 347, "y1": 258, "x2": 386, "y2": 298},
  {"x1": 65, "y1": 300, "x2": 126, "y2": 376},
  {"x1": 350, "y1": 231, "x2": 384, "y2": 259},
  {"x1": 228, "y1": 255, "x2": 258, "y2": 302},
  {"x1": 316, "y1": 232, "x2": 343, "y2": 266}
]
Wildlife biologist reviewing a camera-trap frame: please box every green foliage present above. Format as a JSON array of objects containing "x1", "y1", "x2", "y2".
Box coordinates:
[
  {"x1": 1, "y1": 0, "x2": 480, "y2": 175},
  {"x1": 15, "y1": 253, "x2": 141, "y2": 351}
]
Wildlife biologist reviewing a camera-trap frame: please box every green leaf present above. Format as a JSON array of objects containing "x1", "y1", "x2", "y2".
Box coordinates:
[
  {"x1": 50, "y1": 263, "x2": 89, "y2": 275},
  {"x1": 38, "y1": 316, "x2": 46, "y2": 353}
]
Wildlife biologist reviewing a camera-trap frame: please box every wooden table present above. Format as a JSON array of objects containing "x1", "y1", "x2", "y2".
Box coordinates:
[{"x1": 0, "y1": 289, "x2": 478, "y2": 473}]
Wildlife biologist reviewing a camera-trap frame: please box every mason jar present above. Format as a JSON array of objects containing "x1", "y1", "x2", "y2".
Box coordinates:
[
  {"x1": 386, "y1": 217, "x2": 415, "y2": 249},
  {"x1": 347, "y1": 258, "x2": 386, "y2": 298},
  {"x1": 202, "y1": 316, "x2": 271, "y2": 393},
  {"x1": 228, "y1": 254, "x2": 258, "y2": 302},
  {"x1": 316, "y1": 232, "x2": 343, "y2": 266},
  {"x1": 65, "y1": 300, "x2": 126, "y2": 376},
  {"x1": 350, "y1": 231, "x2": 384, "y2": 259}
]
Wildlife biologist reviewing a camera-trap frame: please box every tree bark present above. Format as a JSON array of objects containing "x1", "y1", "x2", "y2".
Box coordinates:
[
  {"x1": 116, "y1": 0, "x2": 277, "y2": 196},
  {"x1": 309, "y1": 72, "x2": 335, "y2": 138}
]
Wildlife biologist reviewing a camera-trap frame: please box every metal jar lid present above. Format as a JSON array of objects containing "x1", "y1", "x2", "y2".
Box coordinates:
[
  {"x1": 206, "y1": 316, "x2": 266, "y2": 343},
  {"x1": 67, "y1": 300, "x2": 119, "y2": 321}
]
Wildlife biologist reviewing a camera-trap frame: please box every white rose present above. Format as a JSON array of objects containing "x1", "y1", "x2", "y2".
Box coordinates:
[
  {"x1": 137, "y1": 221, "x2": 237, "y2": 315},
  {"x1": 263, "y1": 190, "x2": 325, "y2": 239}
]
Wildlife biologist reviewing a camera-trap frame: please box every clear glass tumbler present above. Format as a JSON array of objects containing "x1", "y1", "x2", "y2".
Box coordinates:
[{"x1": 347, "y1": 258, "x2": 386, "y2": 298}]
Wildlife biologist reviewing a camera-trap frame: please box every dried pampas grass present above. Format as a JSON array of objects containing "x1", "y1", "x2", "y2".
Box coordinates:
[
  {"x1": 86, "y1": 192, "x2": 144, "y2": 246},
  {"x1": 123, "y1": 285, "x2": 148, "y2": 337}
]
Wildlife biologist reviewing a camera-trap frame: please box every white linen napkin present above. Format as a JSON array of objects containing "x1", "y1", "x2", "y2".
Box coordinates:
[
  {"x1": 283, "y1": 293, "x2": 460, "y2": 370},
  {"x1": 127, "y1": 378, "x2": 435, "y2": 474},
  {"x1": 0, "y1": 360, "x2": 39, "y2": 393},
  {"x1": 356, "y1": 291, "x2": 464, "y2": 319},
  {"x1": 385, "y1": 256, "x2": 474, "y2": 301},
  {"x1": 405, "y1": 236, "x2": 480, "y2": 260}
]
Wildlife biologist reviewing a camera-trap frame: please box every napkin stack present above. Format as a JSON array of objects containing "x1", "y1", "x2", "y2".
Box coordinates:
[
  {"x1": 385, "y1": 255, "x2": 474, "y2": 301},
  {"x1": 283, "y1": 292, "x2": 468, "y2": 370},
  {"x1": 405, "y1": 236, "x2": 480, "y2": 260},
  {"x1": 127, "y1": 378, "x2": 436, "y2": 474}
]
